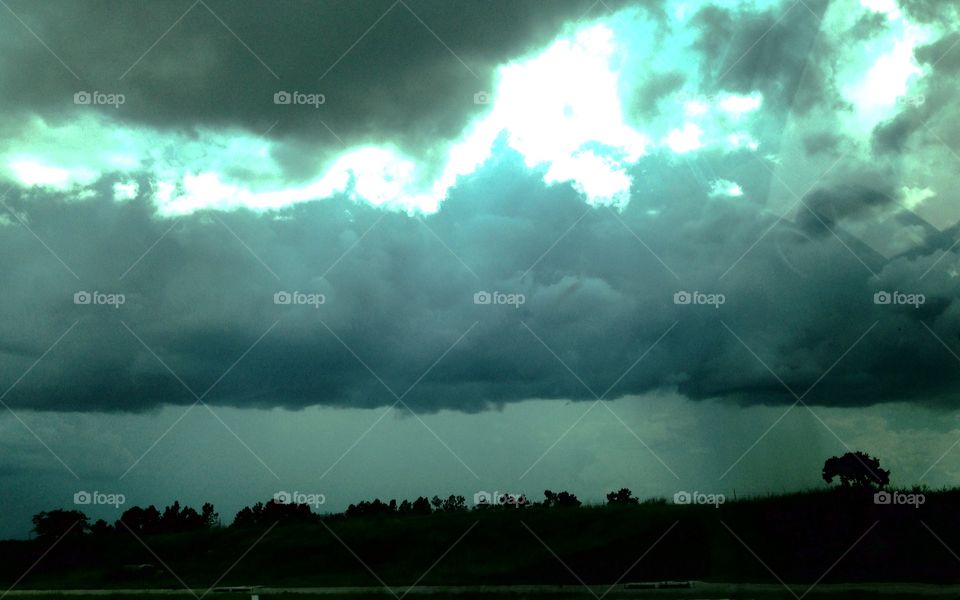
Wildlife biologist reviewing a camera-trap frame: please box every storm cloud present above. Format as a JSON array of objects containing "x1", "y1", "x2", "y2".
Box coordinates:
[
  {"x1": 0, "y1": 0, "x2": 628, "y2": 175},
  {"x1": 2, "y1": 155, "x2": 959, "y2": 414},
  {"x1": 1, "y1": 0, "x2": 959, "y2": 418}
]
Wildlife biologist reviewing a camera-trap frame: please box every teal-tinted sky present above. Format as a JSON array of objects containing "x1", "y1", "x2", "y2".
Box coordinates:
[{"x1": 1, "y1": 0, "x2": 959, "y2": 538}]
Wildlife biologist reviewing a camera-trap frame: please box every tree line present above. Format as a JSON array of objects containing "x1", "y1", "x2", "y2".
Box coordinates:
[
  {"x1": 29, "y1": 488, "x2": 614, "y2": 540},
  {"x1": 28, "y1": 451, "x2": 889, "y2": 541}
]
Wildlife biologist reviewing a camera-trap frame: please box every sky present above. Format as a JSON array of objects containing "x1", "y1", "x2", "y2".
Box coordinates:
[{"x1": 1, "y1": 0, "x2": 960, "y2": 538}]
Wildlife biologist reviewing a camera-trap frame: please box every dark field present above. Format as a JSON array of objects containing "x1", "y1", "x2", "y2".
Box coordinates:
[
  {"x1": 4, "y1": 489, "x2": 959, "y2": 593},
  {"x1": 6, "y1": 582, "x2": 960, "y2": 599}
]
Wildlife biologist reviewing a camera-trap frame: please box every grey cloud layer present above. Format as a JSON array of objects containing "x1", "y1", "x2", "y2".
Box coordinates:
[
  {"x1": 1, "y1": 0, "x2": 959, "y2": 413},
  {"x1": 2, "y1": 142, "x2": 958, "y2": 414}
]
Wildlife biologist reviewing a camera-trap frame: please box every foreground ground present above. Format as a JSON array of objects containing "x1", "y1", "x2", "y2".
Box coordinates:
[
  {"x1": 6, "y1": 583, "x2": 960, "y2": 599},
  {"x1": 4, "y1": 489, "x2": 960, "y2": 590}
]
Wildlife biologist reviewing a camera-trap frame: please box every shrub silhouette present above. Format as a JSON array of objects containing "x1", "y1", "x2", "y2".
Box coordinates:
[
  {"x1": 606, "y1": 488, "x2": 639, "y2": 505},
  {"x1": 822, "y1": 451, "x2": 890, "y2": 490}
]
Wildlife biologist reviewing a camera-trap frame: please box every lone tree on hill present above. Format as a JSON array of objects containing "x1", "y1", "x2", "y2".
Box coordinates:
[
  {"x1": 606, "y1": 488, "x2": 639, "y2": 505},
  {"x1": 32, "y1": 509, "x2": 89, "y2": 541},
  {"x1": 822, "y1": 451, "x2": 890, "y2": 490}
]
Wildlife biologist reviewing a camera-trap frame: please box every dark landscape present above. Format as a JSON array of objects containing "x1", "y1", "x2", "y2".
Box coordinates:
[{"x1": 2, "y1": 454, "x2": 957, "y2": 598}]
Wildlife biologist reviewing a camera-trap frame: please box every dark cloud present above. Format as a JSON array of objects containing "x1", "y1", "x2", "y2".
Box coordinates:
[
  {"x1": 2, "y1": 140, "x2": 959, "y2": 414},
  {"x1": 0, "y1": 0, "x2": 614, "y2": 176},
  {"x1": 871, "y1": 32, "x2": 960, "y2": 156},
  {"x1": 795, "y1": 184, "x2": 895, "y2": 236},
  {"x1": 691, "y1": 0, "x2": 828, "y2": 115},
  {"x1": 802, "y1": 131, "x2": 843, "y2": 157},
  {"x1": 0, "y1": 0, "x2": 957, "y2": 415},
  {"x1": 872, "y1": 109, "x2": 923, "y2": 155},
  {"x1": 899, "y1": 0, "x2": 960, "y2": 24}
]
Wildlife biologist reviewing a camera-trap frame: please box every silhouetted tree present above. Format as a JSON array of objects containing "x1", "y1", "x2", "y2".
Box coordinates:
[
  {"x1": 233, "y1": 499, "x2": 316, "y2": 527},
  {"x1": 90, "y1": 519, "x2": 113, "y2": 536},
  {"x1": 114, "y1": 502, "x2": 214, "y2": 534},
  {"x1": 232, "y1": 502, "x2": 265, "y2": 528},
  {"x1": 419, "y1": 495, "x2": 467, "y2": 513},
  {"x1": 116, "y1": 505, "x2": 162, "y2": 535},
  {"x1": 822, "y1": 451, "x2": 890, "y2": 490},
  {"x1": 606, "y1": 488, "x2": 639, "y2": 505},
  {"x1": 201, "y1": 502, "x2": 219, "y2": 528},
  {"x1": 474, "y1": 493, "x2": 527, "y2": 509},
  {"x1": 441, "y1": 495, "x2": 467, "y2": 512},
  {"x1": 411, "y1": 496, "x2": 432, "y2": 515},
  {"x1": 160, "y1": 501, "x2": 204, "y2": 533},
  {"x1": 262, "y1": 499, "x2": 315, "y2": 522},
  {"x1": 161, "y1": 501, "x2": 181, "y2": 526},
  {"x1": 367, "y1": 497, "x2": 433, "y2": 517},
  {"x1": 346, "y1": 498, "x2": 396, "y2": 517},
  {"x1": 543, "y1": 490, "x2": 581, "y2": 508},
  {"x1": 32, "y1": 509, "x2": 89, "y2": 541}
]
